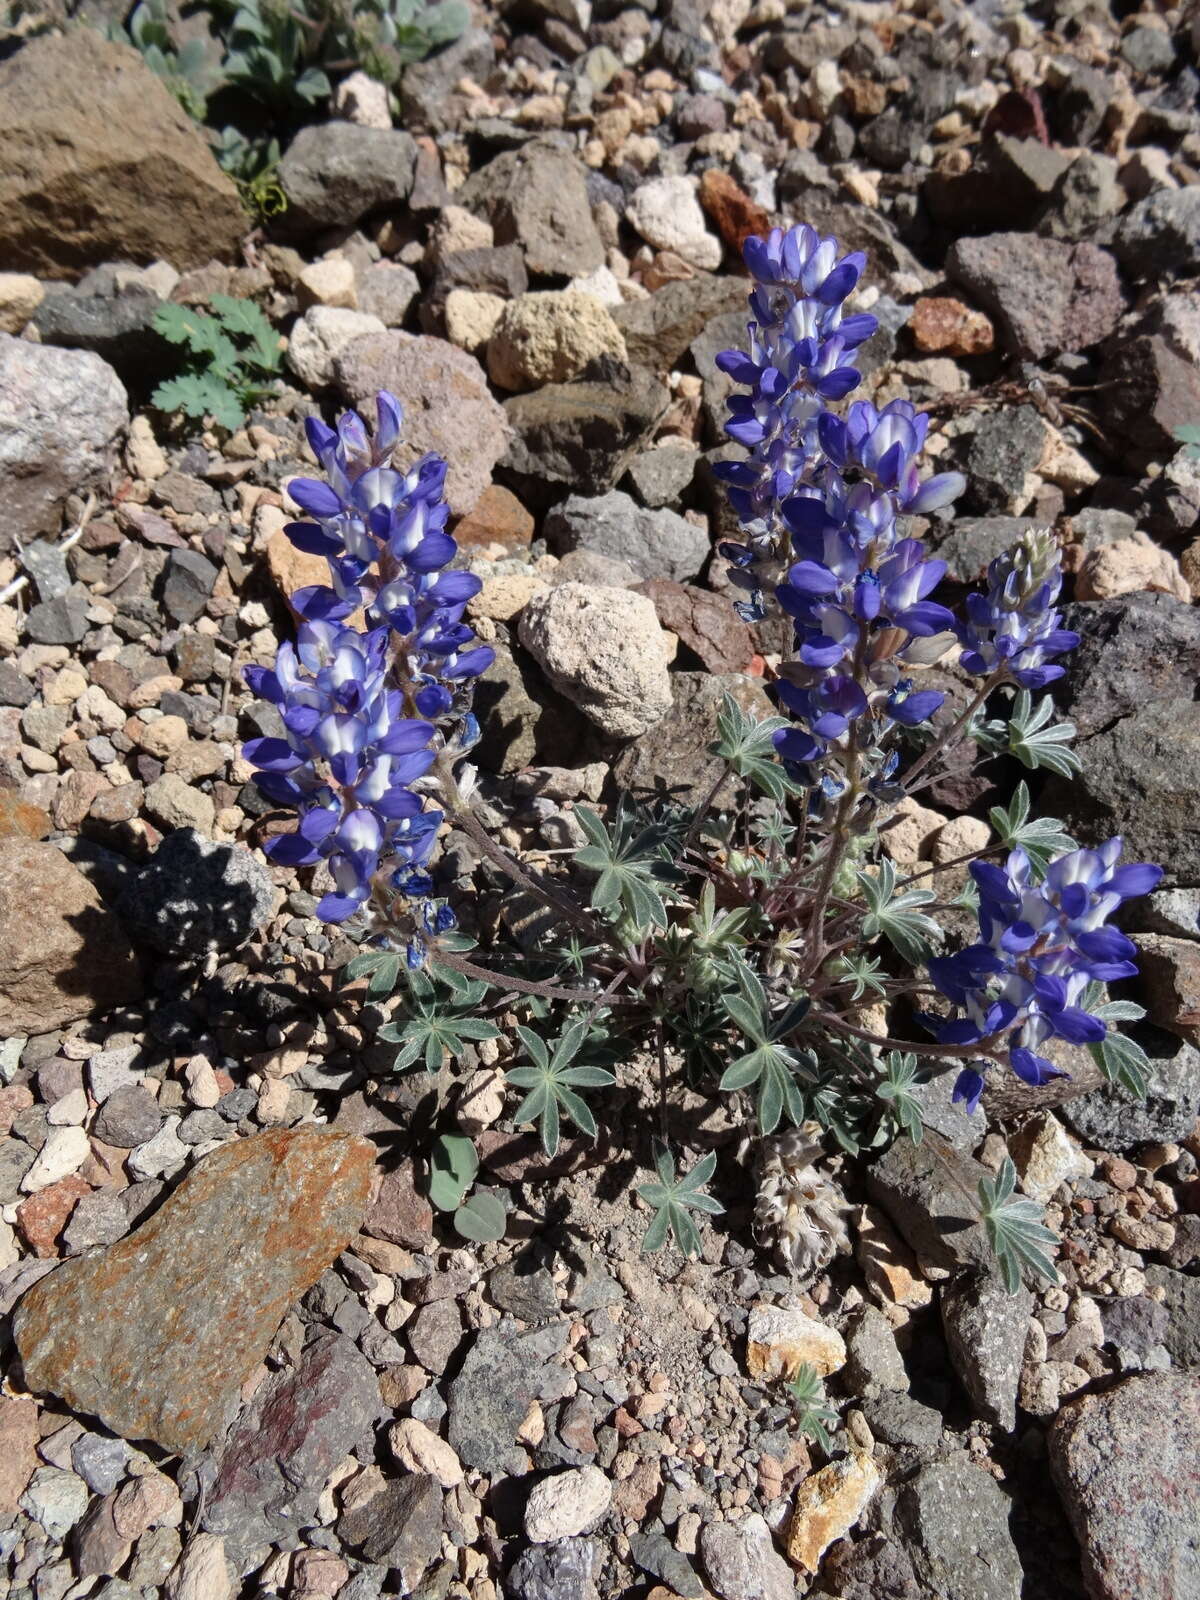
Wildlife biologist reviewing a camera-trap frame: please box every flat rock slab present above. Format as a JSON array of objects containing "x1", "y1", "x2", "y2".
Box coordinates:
[
  {"x1": 1050, "y1": 1371, "x2": 1200, "y2": 1600},
  {"x1": 14, "y1": 1128, "x2": 372, "y2": 1454}
]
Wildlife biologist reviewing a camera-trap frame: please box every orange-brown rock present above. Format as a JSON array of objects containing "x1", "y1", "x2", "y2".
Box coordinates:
[
  {"x1": 787, "y1": 1450, "x2": 882, "y2": 1571},
  {"x1": 16, "y1": 1173, "x2": 92, "y2": 1257},
  {"x1": 910, "y1": 296, "x2": 995, "y2": 357},
  {"x1": 0, "y1": 840, "x2": 143, "y2": 1036},
  {"x1": 454, "y1": 483, "x2": 535, "y2": 552},
  {"x1": 0, "y1": 1395, "x2": 38, "y2": 1518},
  {"x1": 14, "y1": 1127, "x2": 373, "y2": 1453},
  {"x1": 0, "y1": 788, "x2": 50, "y2": 841},
  {"x1": 699, "y1": 168, "x2": 771, "y2": 257}
]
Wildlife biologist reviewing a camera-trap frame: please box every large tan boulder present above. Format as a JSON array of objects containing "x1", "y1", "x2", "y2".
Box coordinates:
[{"x1": 0, "y1": 33, "x2": 246, "y2": 277}]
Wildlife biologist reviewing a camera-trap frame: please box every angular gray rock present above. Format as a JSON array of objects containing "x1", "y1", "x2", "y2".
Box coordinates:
[
  {"x1": 611, "y1": 672, "x2": 773, "y2": 804},
  {"x1": 699, "y1": 1513, "x2": 800, "y2": 1600},
  {"x1": 865, "y1": 1138, "x2": 991, "y2": 1274},
  {"x1": 456, "y1": 141, "x2": 604, "y2": 279},
  {"x1": 205, "y1": 1332, "x2": 381, "y2": 1559},
  {"x1": 278, "y1": 122, "x2": 416, "y2": 231},
  {"x1": 447, "y1": 1321, "x2": 570, "y2": 1474},
  {"x1": 1115, "y1": 187, "x2": 1200, "y2": 281},
  {"x1": 1061, "y1": 1026, "x2": 1200, "y2": 1149},
  {"x1": 544, "y1": 490, "x2": 709, "y2": 583},
  {"x1": 338, "y1": 1473, "x2": 443, "y2": 1586},
  {"x1": 506, "y1": 1537, "x2": 599, "y2": 1600},
  {"x1": 1050, "y1": 1372, "x2": 1200, "y2": 1600},
  {"x1": 947, "y1": 233, "x2": 1122, "y2": 359},
  {"x1": 1143, "y1": 1266, "x2": 1200, "y2": 1369},
  {"x1": 0, "y1": 334, "x2": 128, "y2": 547},
  {"x1": 502, "y1": 366, "x2": 670, "y2": 506},
  {"x1": 895, "y1": 1458, "x2": 1022, "y2": 1600},
  {"x1": 940, "y1": 1271, "x2": 1032, "y2": 1430},
  {"x1": 116, "y1": 830, "x2": 275, "y2": 956}
]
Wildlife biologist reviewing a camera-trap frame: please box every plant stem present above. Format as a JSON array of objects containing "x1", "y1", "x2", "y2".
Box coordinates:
[
  {"x1": 655, "y1": 1016, "x2": 670, "y2": 1144},
  {"x1": 435, "y1": 948, "x2": 625, "y2": 1005},
  {"x1": 682, "y1": 760, "x2": 735, "y2": 856},
  {"x1": 810, "y1": 1008, "x2": 999, "y2": 1061},
  {"x1": 433, "y1": 752, "x2": 603, "y2": 937},
  {"x1": 803, "y1": 754, "x2": 861, "y2": 977},
  {"x1": 902, "y1": 669, "x2": 1006, "y2": 792}
]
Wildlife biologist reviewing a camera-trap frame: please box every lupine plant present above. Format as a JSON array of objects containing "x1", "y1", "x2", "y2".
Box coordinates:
[{"x1": 247, "y1": 223, "x2": 1162, "y2": 1289}]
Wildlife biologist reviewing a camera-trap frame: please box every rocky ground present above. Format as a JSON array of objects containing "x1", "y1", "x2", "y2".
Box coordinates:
[{"x1": 2, "y1": 0, "x2": 1200, "y2": 1597}]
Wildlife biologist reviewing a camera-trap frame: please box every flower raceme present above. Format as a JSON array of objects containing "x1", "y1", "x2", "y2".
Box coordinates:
[
  {"x1": 927, "y1": 842, "x2": 1163, "y2": 1113},
  {"x1": 244, "y1": 393, "x2": 491, "y2": 948},
  {"x1": 959, "y1": 525, "x2": 1080, "y2": 691},
  {"x1": 714, "y1": 224, "x2": 967, "y2": 794}
]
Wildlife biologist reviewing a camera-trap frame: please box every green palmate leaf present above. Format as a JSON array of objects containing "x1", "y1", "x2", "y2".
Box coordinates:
[
  {"x1": 827, "y1": 952, "x2": 888, "y2": 1003},
  {"x1": 573, "y1": 803, "x2": 675, "y2": 936},
  {"x1": 977, "y1": 1156, "x2": 1060, "y2": 1293},
  {"x1": 1080, "y1": 981, "x2": 1150, "y2": 1099},
  {"x1": 977, "y1": 690, "x2": 1080, "y2": 778},
  {"x1": 151, "y1": 373, "x2": 244, "y2": 431},
  {"x1": 784, "y1": 1363, "x2": 839, "y2": 1453},
  {"x1": 341, "y1": 947, "x2": 403, "y2": 1000},
  {"x1": 637, "y1": 1144, "x2": 724, "y2": 1257},
  {"x1": 988, "y1": 782, "x2": 1075, "y2": 877},
  {"x1": 209, "y1": 293, "x2": 283, "y2": 374},
  {"x1": 454, "y1": 1190, "x2": 507, "y2": 1243},
  {"x1": 377, "y1": 969, "x2": 501, "y2": 1074},
  {"x1": 713, "y1": 693, "x2": 798, "y2": 802},
  {"x1": 718, "y1": 961, "x2": 811, "y2": 1134},
  {"x1": 876, "y1": 1051, "x2": 925, "y2": 1144},
  {"x1": 505, "y1": 1022, "x2": 615, "y2": 1158},
  {"x1": 858, "y1": 858, "x2": 942, "y2": 964},
  {"x1": 429, "y1": 1132, "x2": 478, "y2": 1211}
]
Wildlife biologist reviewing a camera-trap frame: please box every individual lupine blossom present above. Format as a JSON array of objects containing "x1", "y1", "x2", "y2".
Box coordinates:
[
  {"x1": 713, "y1": 223, "x2": 966, "y2": 798},
  {"x1": 243, "y1": 393, "x2": 493, "y2": 950},
  {"x1": 926, "y1": 842, "x2": 1163, "y2": 1114},
  {"x1": 958, "y1": 524, "x2": 1079, "y2": 690}
]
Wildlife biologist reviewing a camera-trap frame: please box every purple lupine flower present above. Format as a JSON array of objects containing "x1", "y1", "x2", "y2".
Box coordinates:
[
  {"x1": 926, "y1": 841, "x2": 1163, "y2": 1111},
  {"x1": 959, "y1": 526, "x2": 1079, "y2": 690},
  {"x1": 284, "y1": 391, "x2": 494, "y2": 712},
  {"x1": 712, "y1": 222, "x2": 966, "y2": 794},
  {"x1": 244, "y1": 394, "x2": 493, "y2": 950},
  {"x1": 244, "y1": 619, "x2": 441, "y2": 923}
]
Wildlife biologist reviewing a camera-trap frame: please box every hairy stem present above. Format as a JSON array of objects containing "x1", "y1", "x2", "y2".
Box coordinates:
[
  {"x1": 810, "y1": 1008, "x2": 999, "y2": 1062},
  {"x1": 433, "y1": 752, "x2": 604, "y2": 937},
  {"x1": 902, "y1": 668, "x2": 1006, "y2": 792},
  {"x1": 435, "y1": 947, "x2": 626, "y2": 1005}
]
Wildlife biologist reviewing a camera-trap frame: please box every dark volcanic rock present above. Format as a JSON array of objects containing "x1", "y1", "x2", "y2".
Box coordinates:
[
  {"x1": 612, "y1": 672, "x2": 772, "y2": 805},
  {"x1": 946, "y1": 233, "x2": 1122, "y2": 359},
  {"x1": 206, "y1": 1332, "x2": 381, "y2": 1558},
  {"x1": 501, "y1": 364, "x2": 669, "y2": 507},
  {"x1": 1098, "y1": 334, "x2": 1200, "y2": 471},
  {"x1": 1062, "y1": 1026, "x2": 1200, "y2": 1151},
  {"x1": 278, "y1": 121, "x2": 416, "y2": 231},
  {"x1": 455, "y1": 140, "x2": 604, "y2": 279},
  {"x1": 940, "y1": 1271, "x2": 1031, "y2": 1431},
  {"x1": 447, "y1": 1320, "x2": 571, "y2": 1473},
  {"x1": 1055, "y1": 594, "x2": 1200, "y2": 738},
  {"x1": 895, "y1": 1458, "x2": 1022, "y2": 1600}
]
